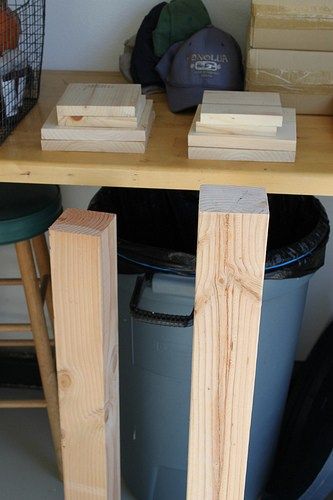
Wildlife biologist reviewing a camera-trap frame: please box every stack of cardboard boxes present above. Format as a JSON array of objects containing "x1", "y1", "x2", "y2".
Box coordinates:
[{"x1": 246, "y1": 0, "x2": 333, "y2": 115}]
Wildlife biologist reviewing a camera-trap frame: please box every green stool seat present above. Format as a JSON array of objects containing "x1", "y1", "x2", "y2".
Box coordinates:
[{"x1": 0, "y1": 183, "x2": 62, "y2": 245}]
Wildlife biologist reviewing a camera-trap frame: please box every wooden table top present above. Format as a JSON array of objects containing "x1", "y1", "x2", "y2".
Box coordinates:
[{"x1": 1, "y1": 70, "x2": 332, "y2": 195}]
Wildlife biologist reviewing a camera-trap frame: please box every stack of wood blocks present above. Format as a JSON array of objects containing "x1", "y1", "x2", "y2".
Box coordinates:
[
  {"x1": 41, "y1": 83, "x2": 155, "y2": 153},
  {"x1": 188, "y1": 91, "x2": 296, "y2": 162}
]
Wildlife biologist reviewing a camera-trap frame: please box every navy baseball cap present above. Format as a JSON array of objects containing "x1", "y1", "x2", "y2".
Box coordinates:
[
  {"x1": 130, "y1": 2, "x2": 167, "y2": 88},
  {"x1": 156, "y1": 26, "x2": 244, "y2": 112}
]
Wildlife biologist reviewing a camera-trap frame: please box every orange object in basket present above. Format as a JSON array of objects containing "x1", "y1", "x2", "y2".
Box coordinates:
[{"x1": 0, "y1": 7, "x2": 20, "y2": 55}]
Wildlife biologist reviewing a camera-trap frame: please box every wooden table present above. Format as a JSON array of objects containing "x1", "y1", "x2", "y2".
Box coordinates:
[
  {"x1": 1, "y1": 70, "x2": 333, "y2": 196},
  {"x1": 2, "y1": 71, "x2": 333, "y2": 500}
]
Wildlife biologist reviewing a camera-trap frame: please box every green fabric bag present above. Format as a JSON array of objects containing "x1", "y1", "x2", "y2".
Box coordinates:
[{"x1": 153, "y1": 0, "x2": 211, "y2": 57}]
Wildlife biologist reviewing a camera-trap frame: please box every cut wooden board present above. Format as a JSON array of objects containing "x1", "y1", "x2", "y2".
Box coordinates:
[
  {"x1": 58, "y1": 114, "x2": 137, "y2": 129},
  {"x1": 50, "y1": 208, "x2": 120, "y2": 500},
  {"x1": 203, "y1": 90, "x2": 281, "y2": 107},
  {"x1": 190, "y1": 106, "x2": 296, "y2": 151},
  {"x1": 58, "y1": 95, "x2": 146, "y2": 128},
  {"x1": 188, "y1": 147, "x2": 295, "y2": 162},
  {"x1": 196, "y1": 121, "x2": 278, "y2": 137},
  {"x1": 42, "y1": 139, "x2": 145, "y2": 153},
  {"x1": 56, "y1": 83, "x2": 142, "y2": 118},
  {"x1": 42, "y1": 100, "x2": 153, "y2": 142},
  {"x1": 41, "y1": 108, "x2": 155, "y2": 153},
  {"x1": 200, "y1": 103, "x2": 283, "y2": 127},
  {"x1": 186, "y1": 185, "x2": 269, "y2": 500}
]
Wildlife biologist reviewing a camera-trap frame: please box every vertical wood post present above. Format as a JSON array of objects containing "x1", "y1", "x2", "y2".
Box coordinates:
[
  {"x1": 50, "y1": 208, "x2": 120, "y2": 500},
  {"x1": 187, "y1": 185, "x2": 269, "y2": 500}
]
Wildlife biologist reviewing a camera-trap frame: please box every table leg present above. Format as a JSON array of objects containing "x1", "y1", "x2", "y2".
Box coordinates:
[
  {"x1": 186, "y1": 185, "x2": 269, "y2": 500},
  {"x1": 50, "y1": 208, "x2": 120, "y2": 500}
]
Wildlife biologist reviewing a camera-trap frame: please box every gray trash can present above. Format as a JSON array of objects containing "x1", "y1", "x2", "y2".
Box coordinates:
[
  {"x1": 118, "y1": 272, "x2": 311, "y2": 500},
  {"x1": 88, "y1": 189, "x2": 329, "y2": 500}
]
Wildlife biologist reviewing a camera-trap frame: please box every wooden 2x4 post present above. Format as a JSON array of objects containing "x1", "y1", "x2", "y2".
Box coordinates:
[
  {"x1": 50, "y1": 208, "x2": 120, "y2": 500},
  {"x1": 187, "y1": 185, "x2": 269, "y2": 500},
  {"x1": 49, "y1": 186, "x2": 268, "y2": 500}
]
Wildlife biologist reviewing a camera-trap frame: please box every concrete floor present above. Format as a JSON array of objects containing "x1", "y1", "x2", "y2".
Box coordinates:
[{"x1": 0, "y1": 388, "x2": 135, "y2": 500}]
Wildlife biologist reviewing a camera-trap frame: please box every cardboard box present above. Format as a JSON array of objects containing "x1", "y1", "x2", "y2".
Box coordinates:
[
  {"x1": 252, "y1": 0, "x2": 333, "y2": 17},
  {"x1": 251, "y1": 0, "x2": 333, "y2": 51},
  {"x1": 246, "y1": 48, "x2": 333, "y2": 115},
  {"x1": 249, "y1": 16, "x2": 333, "y2": 51}
]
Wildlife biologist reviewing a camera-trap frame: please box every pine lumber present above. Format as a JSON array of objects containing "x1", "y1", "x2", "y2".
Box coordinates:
[
  {"x1": 42, "y1": 100, "x2": 153, "y2": 142},
  {"x1": 196, "y1": 121, "x2": 278, "y2": 137},
  {"x1": 56, "y1": 83, "x2": 142, "y2": 118},
  {"x1": 50, "y1": 208, "x2": 120, "y2": 500},
  {"x1": 203, "y1": 90, "x2": 281, "y2": 107},
  {"x1": 188, "y1": 147, "x2": 295, "y2": 162},
  {"x1": 186, "y1": 184, "x2": 269, "y2": 500},
  {"x1": 41, "y1": 140, "x2": 146, "y2": 153},
  {"x1": 189, "y1": 106, "x2": 296, "y2": 151},
  {"x1": 200, "y1": 103, "x2": 283, "y2": 127},
  {"x1": 42, "y1": 108, "x2": 155, "y2": 153},
  {"x1": 57, "y1": 95, "x2": 146, "y2": 128}
]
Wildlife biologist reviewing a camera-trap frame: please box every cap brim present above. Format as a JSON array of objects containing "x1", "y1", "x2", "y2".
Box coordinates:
[{"x1": 164, "y1": 83, "x2": 204, "y2": 112}]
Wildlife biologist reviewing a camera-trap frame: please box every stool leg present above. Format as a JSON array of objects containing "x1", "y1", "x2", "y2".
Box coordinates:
[
  {"x1": 32, "y1": 234, "x2": 54, "y2": 325},
  {"x1": 15, "y1": 240, "x2": 63, "y2": 477}
]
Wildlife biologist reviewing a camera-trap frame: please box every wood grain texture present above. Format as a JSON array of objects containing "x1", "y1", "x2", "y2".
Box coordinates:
[
  {"x1": 50, "y1": 209, "x2": 120, "y2": 500},
  {"x1": 196, "y1": 121, "x2": 278, "y2": 137},
  {"x1": 57, "y1": 95, "x2": 146, "y2": 128},
  {"x1": 0, "y1": 71, "x2": 332, "y2": 195},
  {"x1": 186, "y1": 185, "x2": 269, "y2": 500},
  {"x1": 203, "y1": 90, "x2": 281, "y2": 107},
  {"x1": 42, "y1": 100, "x2": 153, "y2": 142},
  {"x1": 200, "y1": 103, "x2": 283, "y2": 127},
  {"x1": 41, "y1": 139, "x2": 146, "y2": 153},
  {"x1": 189, "y1": 106, "x2": 296, "y2": 151},
  {"x1": 188, "y1": 147, "x2": 295, "y2": 162},
  {"x1": 58, "y1": 115, "x2": 137, "y2": 128},
  {"x1": 56, "y1": 83, "x2": 141, "y2": 117}
]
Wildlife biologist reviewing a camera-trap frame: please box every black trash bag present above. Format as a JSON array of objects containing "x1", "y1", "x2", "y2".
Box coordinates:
[{"x1": 88, "y1": 187, "x2": 330, "y2": 279}]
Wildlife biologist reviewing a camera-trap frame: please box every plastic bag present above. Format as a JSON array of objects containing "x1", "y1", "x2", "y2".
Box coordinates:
[{"x1": 89, "y1": 187, "x2": 330, "y2": 279}]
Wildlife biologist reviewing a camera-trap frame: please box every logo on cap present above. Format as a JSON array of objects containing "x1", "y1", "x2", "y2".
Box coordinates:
[{"x1": 190, "y1": 53, "x2": 229, "y2": 74}]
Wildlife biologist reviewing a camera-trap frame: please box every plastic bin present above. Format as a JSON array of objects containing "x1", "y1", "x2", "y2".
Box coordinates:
[{"x1": 89, "y1": 189, "x2": 330, "y2": 500}]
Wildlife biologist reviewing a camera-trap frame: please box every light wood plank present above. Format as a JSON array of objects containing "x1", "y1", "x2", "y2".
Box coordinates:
[
  {"x1": 58, "y1": 95, "x2": 146, "y2": 128},
  {"x1": 200, "y1": 103, "x2": 283, "y2": 127},
  {"x1": 50, "y1": 208, "x2": 120, "y2": 500},
  {"x1": 190, "y1": 106, "x2": 296, "y2": 151},
  {"x1": 189, "y1": 146, "x2": 295, "y2": 162},
  {"x1": 203, "y1": 90, "x2": 281, "y2": 107},
  {"x1": 41, "y1": 139, "x2": 146, "y2": 153},
  {"x1": 56, "y1": 83, "x2": 141, "y2": 117},
  {"x1": 42, "y1": 101, "x2": 153, "y2": 142},
  {"x1": 58, "y1": 115, "x2": 137, "y2": 128},
  {"x1": 196, "y1": 121, "x2": 278, "y2": 137},
  {"x1": 187, "y1": 184, "x2": 269, "y2": 500}
]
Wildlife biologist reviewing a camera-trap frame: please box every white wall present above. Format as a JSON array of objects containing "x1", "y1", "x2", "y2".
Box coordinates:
[
  {"x1": 0, "y1": 0, "x2": 331, "y2": 358},
  {"x1": 43, "y1": 0, "x2": 252, "y2": 70}
]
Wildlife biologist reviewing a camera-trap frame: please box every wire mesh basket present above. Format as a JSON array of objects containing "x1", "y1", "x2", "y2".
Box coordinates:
[{"x1": 0, "y1": 0, "x2": 45, "y2": 144}]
